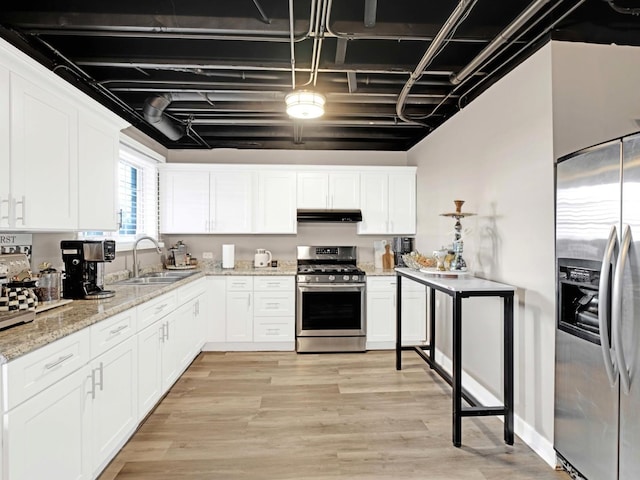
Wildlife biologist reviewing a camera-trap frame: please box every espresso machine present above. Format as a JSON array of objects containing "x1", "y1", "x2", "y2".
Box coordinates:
[
  {"x1": 61, "y1": 240, "x2": 116, "y2": 299},
  {"x1": 392, "y1": 236, "x2": 415, "y2": 267}
]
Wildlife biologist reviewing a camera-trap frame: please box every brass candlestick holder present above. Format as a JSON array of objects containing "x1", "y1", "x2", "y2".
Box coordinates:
[{"x1": 440, "y1": 200, "x2": 475, "y2": 271}]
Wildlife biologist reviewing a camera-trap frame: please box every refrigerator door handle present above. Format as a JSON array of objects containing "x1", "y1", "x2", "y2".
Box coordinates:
[
  {"x1": 613, "y1": 223, "x2": 632, "y2": 395},
  {"x1": 599, "y1": 225, "x2": 619, "y2": 386}
]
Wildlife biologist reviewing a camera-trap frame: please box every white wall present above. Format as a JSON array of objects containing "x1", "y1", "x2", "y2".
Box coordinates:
[
  {"x1": 551, "y1": 42, "x2": 640, "y2": 157},
  {"x1": 408, "y1": 44, "x2": 557, "y2": 464}
]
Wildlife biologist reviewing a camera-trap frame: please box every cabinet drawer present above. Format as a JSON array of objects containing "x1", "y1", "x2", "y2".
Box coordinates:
[
  {"x1": 254, "y1": 276, "x2": 294, "y2": 292},
  {"x1": 226, "y1": 276, "x2": 253, "y2": 291},
  {"x1": 176, "y1": 277, "x2": 206, "y2": 303},
  {"x1": 90, "y1": 308, "x2": 136, "y2": 357},
  {"x1": 3, "y1": 328, "x2": 91, "y2": 410},
  {"x1": 366, "y1": 276, "x2": 396, "y2": 291},
  {"x1": 254, "y1": 291, "x2": 294, "y2": 316},
  {"x1": 136, "y1": 291, "x2": 177, "y2": 331},
  {"x1": 254, "y1": 319, "x2": 294, "y2": 342}
]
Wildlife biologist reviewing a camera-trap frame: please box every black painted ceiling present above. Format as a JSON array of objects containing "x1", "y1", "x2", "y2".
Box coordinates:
[{"x1": 1, "y1": 0, "x2": 639, "y2": 150}]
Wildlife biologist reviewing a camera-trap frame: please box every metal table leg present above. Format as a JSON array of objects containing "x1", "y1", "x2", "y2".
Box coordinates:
[
  {"x1": 396, "y1": 274, "x2": 402, "y2": 370},
  {"x1": 504, "y1": 293, "x2": 514, "y2": 445},
  {"x1": 452, "y1": 292, "x2": 462, "y2": 447}
]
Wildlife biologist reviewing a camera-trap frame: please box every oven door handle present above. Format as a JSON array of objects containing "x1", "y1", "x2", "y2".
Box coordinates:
[{"x1": 298, "y1": 283, "x2": 366, "y2": 290}]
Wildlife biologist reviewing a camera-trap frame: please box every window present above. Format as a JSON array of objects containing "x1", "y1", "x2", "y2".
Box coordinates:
[{"x1": 81, "y1": 138, "x2": 161, "y2": 248}]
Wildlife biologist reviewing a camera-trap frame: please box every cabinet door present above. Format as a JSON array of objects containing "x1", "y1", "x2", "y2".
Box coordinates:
[
  {"x1": 90, "y1": 336, "x2": 138, "y2": 476},
  {"x1": 297, "y1": 172, "x2": 329, "y2": 209},
  {"x1": 255, "y1": 170, "x2": 296, "y2": 233},
  {"x1": 160, "y1": 169, "x2": 210, "y2": 233},
  {"x1": 173, "y1": 298, "x2": 198, "y2": 371},
  {"x1": 358, "y1": 172, "x2": 389, "y2": 234},
  {"x1": 226, "y1": 291, "x2": 253, "y2": 342},
  {"x1": 0, "y1": 65, "x2": 9, "y2": 228},
  {"x1": 4, "y1": 365, "x2": 92, "y2": 480},
  {"x1": 78, "y1": 112, "x2": 119, "y2": 231},
  {"x1": 366, "y1": 290, "x2": 396, "y2": 345},
  {"x1": 137, "y1": 321, "x2": 163, "y2": 419},
  {"x1": 329, "y1": 172, "x2": 360, "y2": 209},
  {"x1": 10, "y1": 72, "x2": 78, "y2": 230},
  {"x1": 207, "y1": 277, "x2": 226, "y2": 343},
  {"x1": 388, "y1": 172, "x2": 416, "y2": 234},
  {"x1": 161, "y1": 314, "x2": 182, "y2": 390},
  {"x1": 210, "y1": 170, "x2": 252, "y2": 233},
  {"x1": 401, "y1": 280, "x2": 427, "y2": 344}
]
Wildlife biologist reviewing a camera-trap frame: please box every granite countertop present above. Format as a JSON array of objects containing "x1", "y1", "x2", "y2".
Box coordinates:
[
  {"x1": 0, "y1": 272, "x2": 206, "y2": 364},
  {"x1": 358, "y1": 263, "x2": 398, "y2": 276},
  {"x1": 202, "y1": 260, "x2": 297, "y2": 276},
  {"x1": 0, "y1": 261, "x2": 395, "y2": 363}
]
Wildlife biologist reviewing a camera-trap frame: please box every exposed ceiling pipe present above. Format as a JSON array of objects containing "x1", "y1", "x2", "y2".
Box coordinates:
[
  {"x1": 324, "y1": 0, "x2": 487, "y2": 43},
  {"x1": 395, "y1": 0, "x2": 476, "y2": 125},
  {"x1": 364, "y1": 0, "x2": 378, "y2": 28},
  {"x1": 425, "y1": 0, "x2": 585, "y2": 122},
  {"x1": 605, "y1": 0, "x2": 640, "y2": 16},
  {"x1": 450, "y1": 0, "x2": 553, "y2": 85},
  {"x1": 252, "y1": 0, "x2": 272, "y2": 24},
  {"x1": 289, "y1": 0, "x2": 297, "y2": 89},
  {"x1": 142, "y1": 94, "x2": 186, "y2": 141}
]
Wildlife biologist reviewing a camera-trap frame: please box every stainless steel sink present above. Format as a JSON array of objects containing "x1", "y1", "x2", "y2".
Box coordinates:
[{"x1": 115, "y1": 270, "x2": 198, "y2": 285}]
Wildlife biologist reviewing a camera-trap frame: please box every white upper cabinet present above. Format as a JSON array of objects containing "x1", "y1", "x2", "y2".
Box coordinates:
[
  {"x1": 0, "y1": 65, "x2": 9, "y2": 228},
  {"x1": 10, "y1": 72, "x2": 79, "y2": 231},
  {"x1": 161, "y1": 168, "x2": 210, "y2": 234},
  {"x1": 297, "y1": 170, "x2": 360, "y2": 209},
  {"x1": 78, "y1": 110, "x2": 120, "y2": 231},
  {"x1": 254, "y1": 169, "x2": 296, "y2": 234},
  {"x1": 358, "y1": 168, "x2": 416, "y2": 235},
  {"x1": 210, "y1": 170, "x2": 253, "y2": 233},
  {"x1": 0, "y1": 38, "x2": 128, "y2": 232},
  {"x1": 160, "y1": 166, "x2": 252, "y2": 234}
]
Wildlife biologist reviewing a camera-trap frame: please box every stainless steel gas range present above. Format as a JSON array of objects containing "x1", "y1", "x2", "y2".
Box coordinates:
[{"x1": 296, "y1": 246, "x2": 366, "y2": 353}]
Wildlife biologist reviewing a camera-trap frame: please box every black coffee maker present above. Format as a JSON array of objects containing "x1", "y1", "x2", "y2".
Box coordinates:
[
  {"x1": 392, "y1": 237, "x2": 415, "y2": 267},
  {"x1": 61, "y1": 240, "x2": 116, "y2": 299}
]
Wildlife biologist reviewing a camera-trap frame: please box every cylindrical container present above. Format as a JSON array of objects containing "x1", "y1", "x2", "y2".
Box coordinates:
[
  {"x1": 35, "y1": 272, "x2": 62, "y2": 303},
  {"x1": 222, "y1": 244, "x2": 235, "y2": 269}
]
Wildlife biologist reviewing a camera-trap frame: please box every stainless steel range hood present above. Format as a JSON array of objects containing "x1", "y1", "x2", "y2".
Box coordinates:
[{"x1": 297, "y1": 209, "x2": 363, "y2": 223}]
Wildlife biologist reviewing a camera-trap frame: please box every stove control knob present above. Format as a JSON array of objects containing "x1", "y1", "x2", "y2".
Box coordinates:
[
  {"x1": 352, "y1": 275, "x2": 359, "y2": 281},
  {"x1": 343, "y1": 275, "x2": 349, "y2": 281},
  {"x1": 329, "y1": 275, "x2": 335, "y2": 281}
]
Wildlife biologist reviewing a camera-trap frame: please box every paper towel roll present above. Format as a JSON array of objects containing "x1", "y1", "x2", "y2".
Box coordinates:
[{"x1": 222, "y1": 244, "x2": 235, "y2": 269}]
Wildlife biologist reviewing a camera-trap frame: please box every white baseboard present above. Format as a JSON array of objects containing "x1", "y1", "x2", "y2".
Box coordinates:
[
  {"x1": 433, "y1": 349, "x2": 557, "y2": 469},
  {"x1": 202, "y1": 341, "x2": 294, "y2": 351}
]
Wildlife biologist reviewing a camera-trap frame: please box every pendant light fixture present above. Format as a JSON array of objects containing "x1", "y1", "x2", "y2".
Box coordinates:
[{"x1": 285, "y1": 90, "x2": 326, "y2": 119}]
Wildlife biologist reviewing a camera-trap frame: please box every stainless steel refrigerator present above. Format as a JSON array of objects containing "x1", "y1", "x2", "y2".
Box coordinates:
[{"x1": 555, "y1": 132, "x2": 640, "y2": 480}]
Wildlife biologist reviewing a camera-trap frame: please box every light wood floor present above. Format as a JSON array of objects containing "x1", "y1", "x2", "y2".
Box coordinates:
[{"x1": 99, "y1": 351, "x2": 570, "y2": 480}]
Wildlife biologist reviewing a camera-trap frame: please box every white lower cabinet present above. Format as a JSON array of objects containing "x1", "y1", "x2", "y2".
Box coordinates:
[
  {"x1": 204, "y1": 275, "x2": 295, "y2": 351},
  {"x1": 4, "y1": 365, "x2": 93, "y2": 480},
  {"x1": 253, "y1": 276, "x2": 295, "y2": 343},
  {"x1": 225, "y1": 276, "x2": 254, "y2": 342},
  {"x1": 137, "y1": 319, "x2": 164, "y2": 419},
  {"x1": 366, "y1": 276, "x2": 426, "y2": 349},
  {"x1": 90, "y1": 335, "x2": 138, "y2": 477},
  {"x1": 2, "y1": 279, "x2": 210, "y2": 480}
]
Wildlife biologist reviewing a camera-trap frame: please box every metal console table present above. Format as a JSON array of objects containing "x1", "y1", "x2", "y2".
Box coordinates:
[{"x1": 395, "y1": 267, "x2": 515, "y2": 447}]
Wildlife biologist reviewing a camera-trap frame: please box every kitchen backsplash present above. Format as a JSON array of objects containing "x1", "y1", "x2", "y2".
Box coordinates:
[{"x1": 23, "y1": 226, "x2": 395, "y2": 275}]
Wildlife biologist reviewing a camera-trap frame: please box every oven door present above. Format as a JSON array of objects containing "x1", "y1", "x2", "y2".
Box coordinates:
[{"x1": 296, "y1": 283, "x2": 366, "y2": 336}]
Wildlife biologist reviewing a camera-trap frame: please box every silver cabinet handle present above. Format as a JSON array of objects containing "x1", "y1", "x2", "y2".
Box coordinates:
[
  {"x1": 154, "y1": 303, "x2": 168, "y2": 314},
  {"x1": 164, "y1": 321, "x2": 170, "y2": 341},
  {"x1": 158, "y1": 324, "x2": 165, "y2": 342},
  {"x1": 45, "y1": 353, "x2": 74, "y2": 370},
  {"x1": 599, "y1": 225, "x2": 618, "y2": 386},
  {"x1": 14, "y1": 195, "x2": 26, "y2": 226},
  {"x1": 109, "y1": 324, "x2": 128, "y2": 336},
  {"x1": 613, "y1": 224, "x2": 632, "y2": 394},
  {"x1": 90, "y1": 362, "x2": 104, "y2": 400},
  {"x1": 0, "y1": 195, "x2": 10, "y2": 226}
]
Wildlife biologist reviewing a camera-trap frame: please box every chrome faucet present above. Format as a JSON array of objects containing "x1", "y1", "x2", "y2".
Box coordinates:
[{"x1": 132, "y1": 235, "x2": 162, "y2": 278}]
